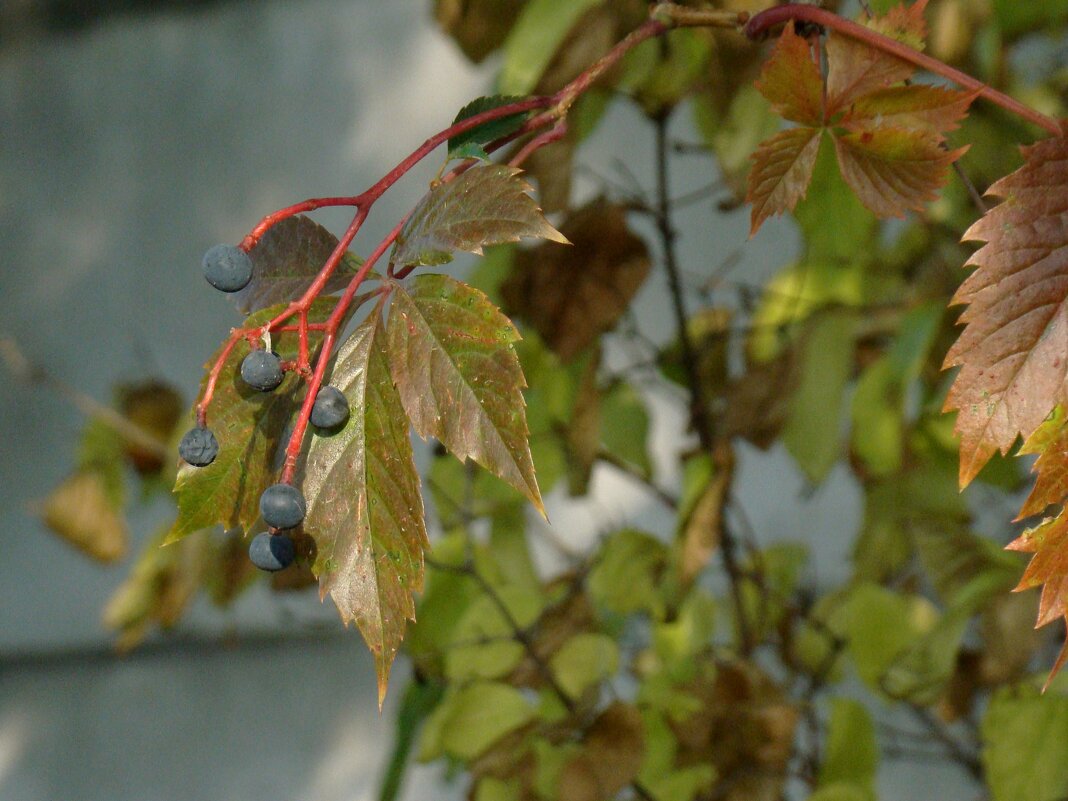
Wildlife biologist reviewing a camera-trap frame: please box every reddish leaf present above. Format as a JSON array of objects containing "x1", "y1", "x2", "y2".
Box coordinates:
[
  {"x1": 500, "y1": 199, "x2": 651, "y2": 361},
  {"x1": 747, "y1": 126, "x2": 822, "y2": 235},
  {"x1": 833, "y1": 127, "x2": 966, "y2": 218},
  {"x1": 1008, "y1": 512, "x2": 1068, "y2": 628},
  {"x1": 842, "y1": 85, "x2": 976, "y2": 136},
  {"x1": 824, "y1": 0, "x2": 929, "y2": 118},
  {"x1": 304, "y1": 302, "x2": 428, "y2": 706},
  {"x1": 167, "y1": 300, "x2": 334, "y2": 543},
  {"x1": 1017, "y1": 409, "x2": 1068, "y2": 520},
  {"x1": 390, "y1": 164, "x2": 566, "y2": 270},
  {"x1": 235, "y1": 216, "x2": 362, "y2": 315},
  {"x1": 754, "y1": 21, "x2": 823, "y2": 126},
  {"x1": 387, "y1": 273, "x2": 543, "y2": 514},
  {"x1": 943, "y1": 135, "x2": 1068, "y2": 485}
]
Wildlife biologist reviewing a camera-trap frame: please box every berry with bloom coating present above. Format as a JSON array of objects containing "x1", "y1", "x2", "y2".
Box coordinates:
[
  {"x1": 202, "y1": 244, "x2": 253, "y2": 292},
  {"x1": 311, "y1": 386, "x2": 350, "y2": 429},
  {"x1": 248, "y1": 531, "x2": 295, "y2": 571},
  {"x1": 259, "y1": 483, "x2": 306, "y2": 529},
  {"x1": 178, "y1": 427, "x2": 219, "y2": 466},
  {"x1": 241, "y1": 350, "x2": 284, "y2": 391}
]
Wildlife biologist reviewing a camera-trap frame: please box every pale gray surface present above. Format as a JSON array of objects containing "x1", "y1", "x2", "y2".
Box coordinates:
[{"x1": 0, "y1": 1, "x2": 971, "y2": 800}]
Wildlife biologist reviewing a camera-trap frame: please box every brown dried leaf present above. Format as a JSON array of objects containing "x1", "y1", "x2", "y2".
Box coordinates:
[
  {"x1": 558, "y1": 703, "x2": 645, "y2": 801},
  {"x1": 501, "y1": 199, "x2": 651, "y2": 362},
  {"x1": 42, "y1": 470, "x2": 128, "y2": 562},
  {"x1": 943, "y1": 135, "x2": 1068, "y2": 485},
  {"x1": 434, "y1": 0, "x2": 527, "y2": 63}
]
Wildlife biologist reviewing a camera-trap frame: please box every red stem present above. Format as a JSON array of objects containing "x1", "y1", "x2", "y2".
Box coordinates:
[{"x1": 745, "y1": 4, "x2": 1063, "y2": 137}]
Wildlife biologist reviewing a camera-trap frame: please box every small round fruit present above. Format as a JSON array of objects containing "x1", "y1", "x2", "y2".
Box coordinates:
[
  {"x1": 311, "y1": 386, "x2": 350, "y2": 429},
  {"x1": 241, "y1": 350, "x2": 284, "y2": 391},
  {"x1": 259, "y1": 483, "x2": 306, "y2": 529},
  {"x1": 178, "y1": 427, "x2": 219, "y2": 467},
  {"x1": 248, "y1": 532, "x2": 295, "y2": 572},
  {"x1": 202, "y1": 244, "x2": 254, "y2": 293}
]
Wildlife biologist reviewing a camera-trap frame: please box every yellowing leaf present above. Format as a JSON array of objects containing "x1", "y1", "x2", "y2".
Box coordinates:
[
  {"x1": 1018, "y1": 408, "x2": 1068, "y2": 519},
  {"x1": 1007, "y1": 512, "x2": 1068, "y2": 629},
  {"x1": 747, "y1": 126, "x2": 822, "y2": 235},
  {"x1": 304, "y1": 302, "x2": 428, "y2": 706},
  {"x1": 391, "y1": 164, "x2": 566, "y2": 270},
  {"x1": 943, "y1": 135, "x2": 1068, "y2": 485},
  {"x1": 387, "y1": 273, "x2": 543, "y2": 514},
  {"x1": 833, "y1": 127, "x2": 966, "y2": 218},
  {"x1": 42, "y1": 470, "x2": 128, "y2": 562},
  {"x1": 753, "y1": 21, "x2": 823, "y2": 126}
]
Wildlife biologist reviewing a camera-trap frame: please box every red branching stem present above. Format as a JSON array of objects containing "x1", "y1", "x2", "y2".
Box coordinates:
[
  {"x1": 195, "y1": 333, "x2": 243, "y2": 428},
  {"x1": 240, "y1": 197, "x2": 361, "y2": 251},
  {"x1": 745, "y1": 4, "x2": 1063, "y2": 137},
  {"x1": 509, "y1": 122, "x2": 568, "y2": 168}
]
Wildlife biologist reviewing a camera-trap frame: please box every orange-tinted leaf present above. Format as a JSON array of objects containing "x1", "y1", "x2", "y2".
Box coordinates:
[
  {"x1": 754, "y1": 21, "x2": 823, "y2": 126},
  {"x1": 747, "y1": 126, "x2": 822, "y2": 235},
  {"x1": 500, "y1": 199, "x2": 651, "y2": 362},
  {"x1": 1008, "y1": 512, "x2": 1068, "y2": 628},
  {"x1": 825, "y1": 0, "x2": 927, "y2": 119},
  {"x1": 833, "y1": 127, "x2": 965, "y2": 218},
  {"x1": 390, "y1": 164, "x2": 566, "y2": 270},
  {"x1": 842, "y1": 85, "x2": 976, "y2": 136},
  {"x1": 1017, "y1": 409, "x2": 1068, "y2": 520},
  {"x1": 943, "y1": 135, "x2": 1068, "y2": 485},
  {"x1": 387, "y1": 273, "x2": 543, "y2": 514},
  {"x1": 304, "y1": 302, "x2": 428, "y2": 706}
]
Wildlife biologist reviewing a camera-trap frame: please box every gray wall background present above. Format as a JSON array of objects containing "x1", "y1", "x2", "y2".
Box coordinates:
[{"x1": 0, "y1": 1, "x2": 975, "y2": 799}]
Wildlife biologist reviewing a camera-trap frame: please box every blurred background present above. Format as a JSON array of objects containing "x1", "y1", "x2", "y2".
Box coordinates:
[{"x1": 1, "y1": 1, "x2": 1063, "y2": 800}]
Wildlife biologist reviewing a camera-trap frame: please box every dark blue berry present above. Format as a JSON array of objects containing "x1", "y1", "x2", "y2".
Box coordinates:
[
  {"x1": 311, "y1": 386, "x2": 350, "y2": 429},
  {"x1": 259, "y1": 483, "x2": 306, "y2": 529},
  {"x1": 241, "y1": 350, "x2": 284, "y2": 391},
  {"x1": 248, "y1": 531, "x2": 295, "y2": 572},
  {"x1": 178, "y1": 427, "x2": 219, "y2": 466},
  {"x1": 202, "y1": 244, "x2": 253, "y2": 292}
]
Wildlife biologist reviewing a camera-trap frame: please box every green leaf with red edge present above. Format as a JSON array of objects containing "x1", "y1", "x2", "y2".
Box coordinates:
[
  {"x1": 754, "y1": 21, "x2": 824, "y2": 126},
  {"x1": 842, "y1": 85, "x2": 976, "y2": 136},
  {"x1": 234, "y1": 216, "x2": 362, "y2": 315},
  {"x1": 390, "y1": 164, "x2": 567, "y2": 270},
  {"x1": 448, "y1": 95, "x2": 532, "y2": 162},
  {"x1": 386, "y1": 273, "x2": 543, "y2": 515},
  {"x1": 1018, "y1": 408, "x2": 1068, "y2": 520},
  {"x1": 748, "y1": 126, "x2": 822, "y2": 235},
  {"x1": 824, "y1": 1, "x2": 927, "y2": 116},
  {"x1": 303, "y1": 301, "x2": 428, "y2": 707},
  {"x1": 166, "y1": 299, "x2": 335, "y2": 544},
  {"x1": 832, "y1": 127, "x2": 966, "y2": 218},
  {"x1": 942, "y1": 134, "x2": 1068, "y2": 486}
]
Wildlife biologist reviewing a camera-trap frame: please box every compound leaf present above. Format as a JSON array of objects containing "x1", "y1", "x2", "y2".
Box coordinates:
[
  {"x1": 943, "y1": 135, "x2": 1068, "y2": 485},
  {"x1": 747, "y1": 126, "x2": 822, "y2": 235},
  {"x1": 833, "y1": 127, "x2": 966, "y2": 218},
  {"x1": 235, "y1": 215, "x2": 362, "y2": 314},
  {"x1": 387, "y1": 273, "x2": 543, "y2": 514},
  {"x1": 167, "y1": 300, "x2": 334, "y2": 543},
  {"x1": 303, "y1": 302, "x2": 428, "y2": 706},
  {"x1": 391, "y1": 164, "x2": 566, "y2": 270},
  {"x1": 448, "y1": 95, "x2": 531, "y2": 162},
  {"x1": 754, "y1": 21, "x2": 824, "y2": 126}
]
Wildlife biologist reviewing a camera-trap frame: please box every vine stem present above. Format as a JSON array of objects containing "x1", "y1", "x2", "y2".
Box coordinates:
[{"x1": 745, "y1": 4, "x2": 1063, "y2": 137}]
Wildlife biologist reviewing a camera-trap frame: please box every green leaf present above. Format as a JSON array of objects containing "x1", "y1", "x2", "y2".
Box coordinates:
[
  {"x1": 167, "y1": 300, "x2": 334, "y2": 543},
  {"x1": 992, "y1": 0, "x2": 1068, "y2": 36},
  {"x1": 390, "y1": 164, "x2": 566, "y2": 270},
  {"x1": 782, "y1": 311, "x2": 857, "y2": 484},
  {"x1": 422, "y1": 681, "x2": 537, "y2": 762},
  {"x1": 76, "y1": 417, "x2": 127, "y2": 507},
  {"x1": 982, "y1": 684, "x2": 1068, "y2": 801},
  {"x1": 844, "y1": 582, "x2": 938, "y2": 693},
  {"x1": 444, "y1": 584, "x2": 544, "y2": 682},
  {"x1": 819, "y1": 699, "x2": 877, "y2": 795},
  {"x1": 448, "y1": 95, "x2": 532, "y2": 162},
  {"x1": 474, "y1": 778, "x2": 520, "y2": 801},
  {"x1": 236, "y1": 215, "x2": 362, "y2": 315},
  {"x1": 588, "y1": 529, "x2": 667, "y2": 617},
  {"x1": 550, "y1": 633, "x2": 619, "y2": 699},
  {"x1": 378, "y1": 679, "x2": 445, "y2": 801},
  {"x1": 387, "y1": 273, "x2": 544, "y2": 514},
  {"x1": 881, "y1": 603, "x2": 971, "y2": 705},
  {"x1": 498, "y1": 0, "x2": 600, "y2": 94},
  {"x1": 808, "y1": 785, "x2": 871, "y2": 801},
  {"x1": 601, "y1": 380, "x2": 652, "y2": 478},
  {"x1": 304, "y1": 302, "x2": 429, "y2": 706}
]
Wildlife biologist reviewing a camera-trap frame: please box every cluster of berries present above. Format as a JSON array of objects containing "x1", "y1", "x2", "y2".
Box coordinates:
[{"x1": 177, "y1": 245, "x2": 350, "y2": 572}]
